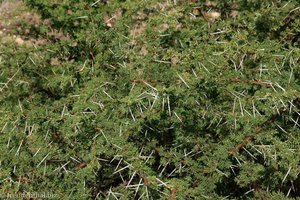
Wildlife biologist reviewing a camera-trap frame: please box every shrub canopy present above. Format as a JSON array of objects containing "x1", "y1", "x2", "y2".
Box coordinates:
[{"x1": 1, "y1": 0, "x2": 300, "y2": 199}]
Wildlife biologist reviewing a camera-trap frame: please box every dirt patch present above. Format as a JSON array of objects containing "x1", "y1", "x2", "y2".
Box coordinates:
[
  {"x1": 0, "y1": 1, "x2": 26, "y2": 34},
  {"x1": 0, "y1": 0, "x2": 21, "y2": 15},
  {"x1": 0, "y1": 0, "x2": 46, "y2": 46}
]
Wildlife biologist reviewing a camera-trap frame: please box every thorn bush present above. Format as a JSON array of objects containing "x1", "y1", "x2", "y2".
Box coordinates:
[{"x1": 0, "y1": 0, "x2": 299, "y2": 199}]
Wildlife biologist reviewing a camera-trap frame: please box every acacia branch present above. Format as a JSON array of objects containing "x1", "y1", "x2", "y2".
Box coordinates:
[{"x1": 230, "y1": 78, "x2": 272, "y2": 87}]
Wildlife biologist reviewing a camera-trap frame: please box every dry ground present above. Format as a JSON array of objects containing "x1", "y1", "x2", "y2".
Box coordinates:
[{"x1": 0, "y1": 0, "x2": 46, "y2": 46}]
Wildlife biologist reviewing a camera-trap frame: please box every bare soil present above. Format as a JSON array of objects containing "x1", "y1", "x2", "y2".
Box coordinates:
[{"x1": 0, "y1": 0, "x2": 46, "y2": 46}]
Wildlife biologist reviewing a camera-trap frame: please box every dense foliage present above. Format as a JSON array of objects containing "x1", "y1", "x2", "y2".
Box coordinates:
[{"x1": 1, "y1": 0, "x2": 300, "y2": 199}]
